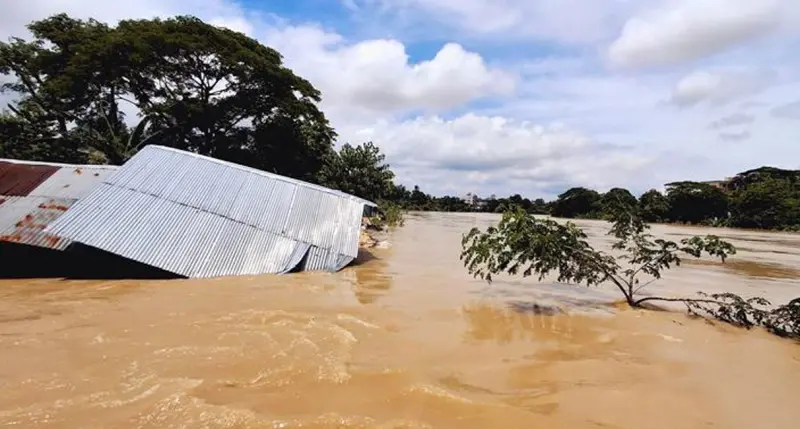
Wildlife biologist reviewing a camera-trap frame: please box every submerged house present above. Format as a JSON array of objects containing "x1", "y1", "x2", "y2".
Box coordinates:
[
  {"x1": 44, "y1": 145, "x2": 375, "y2": 279},
  {"x1": 0, "y1": 159, "x2": 119, "y2": 277}
]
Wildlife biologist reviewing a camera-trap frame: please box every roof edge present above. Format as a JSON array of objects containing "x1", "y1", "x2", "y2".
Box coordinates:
[
  {"x1": 0, "y1": 158, "x2": 119, "y2": 170},
  {"x1": 142, "y1": 145, "x2": 377, "y2": 207}
]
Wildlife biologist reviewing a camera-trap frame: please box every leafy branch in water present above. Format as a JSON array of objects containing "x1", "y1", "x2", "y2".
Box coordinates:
[
  {"x1": 370, "y1": 201, "x2": 405, "y2": 228},
  {"x1": 460, "y1": 203, "x2": 799, "y2": 339},
  {"x1": 686, "y1": 294, "x2": 800, "y2": 338}
]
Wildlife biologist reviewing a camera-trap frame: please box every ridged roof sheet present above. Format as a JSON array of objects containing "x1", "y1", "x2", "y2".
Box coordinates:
[{"x1": 46, "y1": 145, "x2": 373, "y2": 278}]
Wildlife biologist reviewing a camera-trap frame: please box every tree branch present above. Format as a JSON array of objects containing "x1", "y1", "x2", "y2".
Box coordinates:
[{"x1": 632, "y1": 296, "x2": 722, "y2": 307}]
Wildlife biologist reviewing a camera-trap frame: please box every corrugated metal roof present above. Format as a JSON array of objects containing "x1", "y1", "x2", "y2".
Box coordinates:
[
  {"x1": 46, "y1": 145, "x2": 374, "y2": 278},
  {"x1": 0, "y1": 159, "x2": 118, "y2": 250},
  {"x1": 0, "y1": 161, "x2": 60, "y2": 196},
  {"x1": 0, "y1": 196, "x2": 74, "y2": 250},
  {"x1": 27, "y1": 164, "x2": 119, "y2": 199}
]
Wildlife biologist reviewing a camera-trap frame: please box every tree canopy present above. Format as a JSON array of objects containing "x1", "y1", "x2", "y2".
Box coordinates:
[
  {"x1": 549, "y1": 187, "x2": 602, "y2": 218},
  {"x1": 319, "y1": 141, "x2": 395, "y2": 202},
  {"x1": 665, "y1": 182, "x2": 729, "y2": 225},
  {"x1": 638, "y1": 189, "x2": 670, "y2": 222},
  {"x1": 0, "y1": 13, "x2": 334, "y2": 181}
]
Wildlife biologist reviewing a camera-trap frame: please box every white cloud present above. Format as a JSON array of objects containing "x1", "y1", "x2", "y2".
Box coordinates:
[
  {"x1": 719, "y1": 131, "x2": 752, "y2": 142},
  {"x1": 608, "y1": 0, "x2": 786, "y2": 69},
  {"x1": 341, "y1": 113, "x2": 655, "y2": 197},
  {"x1": 262, "y1": 25, "x2": 516, "y2": 116},
  {"x1": 771, "y1": 101, "x2": 800, "y2": 119},
  {"x1": 709, "y1": 113, "x2": 756, "y2": 129},
  {"x1": 669, "y1": 69, "x2": 773, "y2": 107}
]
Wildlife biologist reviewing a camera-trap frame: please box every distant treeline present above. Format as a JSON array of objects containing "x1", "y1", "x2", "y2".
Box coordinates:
[{"x1": 386, "y1": 167, "x2": 800, "y2": 231}]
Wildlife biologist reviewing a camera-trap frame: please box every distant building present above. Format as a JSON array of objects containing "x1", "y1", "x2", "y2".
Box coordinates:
[
  {"x1": 461, "y1": 192, "x2": 487, "y2": 210},
  {"x1": 665, "y1": 178, "x2": 732, "y2": 192},
  {"x1": 699, "y1": 179, "x2": 731, "y2": 190},
  {"x1": 462, "y1": 192, "x2": 478, "y2": 206}
]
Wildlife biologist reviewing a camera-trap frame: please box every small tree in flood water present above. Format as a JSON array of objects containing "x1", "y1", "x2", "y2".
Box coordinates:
[{"x1": 460, "y1": 204, "x2": 799, "y2": 339}]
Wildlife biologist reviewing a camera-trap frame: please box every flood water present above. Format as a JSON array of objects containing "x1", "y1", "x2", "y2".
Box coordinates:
[{"x1": 1, "y1": 212, "x2": 799, "y2": 428}]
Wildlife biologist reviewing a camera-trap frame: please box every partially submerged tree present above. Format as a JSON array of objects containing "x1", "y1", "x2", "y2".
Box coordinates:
[
  {"x1": 461, "y1": 205, "x2": 734, "y2": 307},
  {"x1": 684, "y1": 293, "x2": 800, "y2": 338},
  {"x1": 460, "y1": 205, "x2": 799, "y2": 338}
]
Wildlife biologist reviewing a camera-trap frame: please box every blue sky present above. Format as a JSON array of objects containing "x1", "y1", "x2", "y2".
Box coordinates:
[{"x1": 3, "y1": 0, "x2": 800, "y2": 199}]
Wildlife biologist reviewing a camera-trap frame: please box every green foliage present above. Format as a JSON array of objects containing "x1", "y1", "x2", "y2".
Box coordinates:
[
  {"x1": 686, "y1": 294, "x2": 799, "y2": 339},
  {"x1": 549, "y1": 187, "x2": 602, "y2": 218},
  {"x1": 435, "y1": 196, "x2": 471, "y2": 212},
  {"x1": 665, "y1": 181, "x2": 729, "y2": 224},
  {"x1": 727, "y1": 166, "x2": 800, "y2": 191},
  {"x1": 374, "y1": 201, "x2": 406, "y2": 228},
  {"x1": 600, "y1": 188, "x2": 637, "y2": 218},
  {"x1": 391, "y1": 172, "x2": 798, "y2": 232},
  {"x1": 638, "y1": 189, "x2": 670, "y2": 222},
  {"x1": 0, "y1": 109, "x2": 88, "y2": 163},
  {"x1": 460, "y1": 205, "x2": 798, "y2": 338},
  {"x1": 75, "y1": 109, "x2": 161, "y2": 164},
  {"x1": 728, "y1": 176, "x2": 800, "y2": 230},
  {"x1": 460, "y1": 205, "x2": 735, "y2": 306},
  {"x1": 1, "y1": 13, "x2": 334, "y2": 180},
  {"x1": 320, "y1": 141, "x2": 395, "y2": 202},
  {"x1": 461, "y1": 207, "x2": 618, "y2": 286}
]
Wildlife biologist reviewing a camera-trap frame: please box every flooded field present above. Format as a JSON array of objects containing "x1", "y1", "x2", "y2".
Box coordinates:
[{"x1": 1, "y1": 212, "x2": 799, "y2": 428}]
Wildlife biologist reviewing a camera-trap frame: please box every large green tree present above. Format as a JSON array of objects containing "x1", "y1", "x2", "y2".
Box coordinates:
[
  {"x1": 600, "y1": 187, "x2": 637, "y2": 218},
  {"x1": 729, "y1": 177, "x2": 800, "y2": 229},
  {"x1": 319, "y1": 141, "x2": 395, "y2": 202},
  {"x1": 638, "y1": 189, "x2": 670, "y2": 223},
  {"x1": 665, "y1": 181, "x2": 729, "y2": 224},
  {"x1": 550, "y1": 187, "x2": 602, "y2": 218},
  {"x1": 0, "y1": 14, "x2": 334, "y2": 181}
]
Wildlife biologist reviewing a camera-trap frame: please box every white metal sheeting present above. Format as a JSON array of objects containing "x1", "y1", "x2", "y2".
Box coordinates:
[
  {"x1": 46, "y1": 145, "x2": 373, "y2": 278},
  {"x1": 28, "y1": 164, "x2": 119, "y2": 199}
]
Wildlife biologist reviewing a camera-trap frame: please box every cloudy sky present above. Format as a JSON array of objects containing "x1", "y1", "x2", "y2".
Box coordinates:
[{"x1": 3, "y1": 0, "x2": 800, "y2": 198}]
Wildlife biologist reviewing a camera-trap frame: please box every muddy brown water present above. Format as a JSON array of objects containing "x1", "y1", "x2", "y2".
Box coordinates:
[{"x1": 1, "y1": 212, "x2": 799, "y2": 428}]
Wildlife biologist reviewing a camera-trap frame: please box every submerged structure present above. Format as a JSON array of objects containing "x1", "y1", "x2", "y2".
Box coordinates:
[
  {"x1": 45, "y1": 145, "x2": 375, "y2": 278},
  {"x1": 0, "y1": 159, "x2": 119, "y2": 277}
]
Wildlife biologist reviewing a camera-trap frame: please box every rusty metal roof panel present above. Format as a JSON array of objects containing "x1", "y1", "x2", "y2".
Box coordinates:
[
  {"x1": 0, "y1": 159, "x2": 117, "y2": 250},
  {"x1": 46, "y1": 145, "x2": 371, "y2": 278},
  {"x1": 0, "y1": 160, "x2": 60, "y2": 196},
  {"x1": 0, "y1": 196, "x2": 73, "y2": 250}
]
